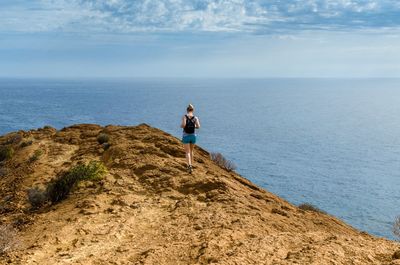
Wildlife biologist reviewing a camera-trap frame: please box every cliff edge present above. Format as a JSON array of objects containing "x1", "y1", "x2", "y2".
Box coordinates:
[{"x1": 0, "y1": 124, "x2": 399, "y2": 265}]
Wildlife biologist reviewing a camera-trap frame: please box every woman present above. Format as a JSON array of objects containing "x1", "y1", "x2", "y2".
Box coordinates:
[{"x1": 181, "y1": 104, "x2": 200, "y2": 173}]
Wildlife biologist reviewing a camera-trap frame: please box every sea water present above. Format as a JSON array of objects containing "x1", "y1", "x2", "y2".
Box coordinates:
[{"x1": 0, "y1": 78, "x2": 399, "y2": 239}]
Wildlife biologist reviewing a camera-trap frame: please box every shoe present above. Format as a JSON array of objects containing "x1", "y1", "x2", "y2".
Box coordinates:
[{"x1": 188, "y1": 165, "x2": 193, "y2": 174}]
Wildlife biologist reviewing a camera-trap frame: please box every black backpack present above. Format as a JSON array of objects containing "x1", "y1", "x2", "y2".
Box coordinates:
[{"x1": 184, "y1": 115, "x2": 196, "y2": 134}]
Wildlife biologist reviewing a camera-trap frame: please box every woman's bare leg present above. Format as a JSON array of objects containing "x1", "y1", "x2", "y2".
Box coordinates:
[
  {"x1": 189, "y1": 143, "x2": 195, "y2": 165},
  {"x1": 184, "y1": 143, "x2": 191, "y2": 166}
]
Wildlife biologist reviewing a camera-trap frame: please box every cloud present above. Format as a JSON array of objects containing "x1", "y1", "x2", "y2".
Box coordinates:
[{"x1": 1, "y1": 0, "x2": 400, "y2": 34}]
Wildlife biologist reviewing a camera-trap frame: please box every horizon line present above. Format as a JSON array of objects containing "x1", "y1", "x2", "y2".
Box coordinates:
[{"x1": 1, "y1": 76, "x2": 400, "y2": 80}]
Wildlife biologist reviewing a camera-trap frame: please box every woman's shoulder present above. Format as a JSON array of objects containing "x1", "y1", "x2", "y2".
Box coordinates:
[{"x1": 182, "y1": 114, "x2": 198, "y2": 120}]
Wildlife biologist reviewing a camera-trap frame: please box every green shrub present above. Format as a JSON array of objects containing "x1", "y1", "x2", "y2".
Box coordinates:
[
  {"x1": 298, "y1": 203, "x2": 326, "y2": 214},
  {"x1": 20, "y1": 140, "x2": 33, "y2": 148},
  {"x1": 29, "y1": 149, "x2": 43, "y2": 163},
  {"x1": 43, "y1": 125, "x2": 53, "y2": 130},
  {"x1": 0, "y1": 146, "x2": 14, "y2": 162},
  {"x1": 394, "y1": 216, "x2": 400, "y2": 240},
  {"x1": 210, "y1": 152, "x2": 237, "y2": 171},
  {"x1": 97, "y1": 133, "x2": 109, "y2": 144},
  {"x1": 82, "y1": 161, "x2": 108, "y2": 180},
  {"x1": 46, "y1": 173, "x2": 77, "y2": 203},
  {"x1": 27, "y1": 187, "x2": 48, "y2": 209},
  {"x1": 46, "y1": 161, "x2": 107, "y2": 203},
  {"x1": 65, "y1": 161, "x2": 107, "y2": 181}
]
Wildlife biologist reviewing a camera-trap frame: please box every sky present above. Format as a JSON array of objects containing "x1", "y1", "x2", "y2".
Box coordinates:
[{"x1": 1, "y1": 0, "x2": 400, "y2": 78}]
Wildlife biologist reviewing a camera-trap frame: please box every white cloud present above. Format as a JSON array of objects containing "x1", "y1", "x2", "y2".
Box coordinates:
[{"x1": 0, "y1": 0, "x2": 400, "y2": 34}]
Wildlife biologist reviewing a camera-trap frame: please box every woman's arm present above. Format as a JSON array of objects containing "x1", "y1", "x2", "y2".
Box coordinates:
[
  {"x1": 180, "y1": 115, "x2": 186, "y2": 128},
  {"x1": 195, "y1": 117, "x2": 201, "y2": 129}
]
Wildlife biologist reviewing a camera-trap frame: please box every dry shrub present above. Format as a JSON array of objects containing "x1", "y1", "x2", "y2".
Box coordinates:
[
  {"x1": 27, "y1": 187, "x2": 48, "y2": 209},
  {"x1": 298, "y1": 203, "x2": 326, "y2": 214},
  {"x1": 210, "y1": 152, "x2": 237, "y2": 171},
  {"x1": 97, "y1": 133, "x2": 109, "y2": 144},
  {"x1": 0, "y1": 225, "x2": 18, "y2": 254},
  {"x1": 394, "y1": 216, "x2": 400, "y2": 240}
]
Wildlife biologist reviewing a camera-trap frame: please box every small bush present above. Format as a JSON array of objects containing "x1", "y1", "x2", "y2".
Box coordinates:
[
  {"x1": 210, "y1": 152, "x2": 237, "y2": 171},
  {"x1": 46, "y1": 161, "x2": 107, "y2": 203},
  {"x1": 82, "y1": 161, "x2": 108, "y2": 180},
  {"x1": 97, "y1": 133, "x2": 109, "y2": 144},
  {"x1": 68, "y1": 161, "x2": 107, "y2": 181},
  {"x1": 27, "y1": 187, "x2": 48, "y2": 209},
  {"x1": 29, "y1": 149, "x2": 43, "y2": 163},
  {"x1": 298, "y1": 203, "x2": 326, "y2": 214},
  {"x1": 0, "y1": 146, "x2": 14, "y2": 162},
  {"x1": 20, "y1": 140, "x2": 33, "y2": 148},
  {"x1": 393, "y1": 216, "x2": 400, "y2": 240},
  {"x1": 0, "y1": 225, "x2": 18, "y2": 254},
  {"x1": 43, "y1": 125, "x2": 53, "y2": 130},
  {"x1": 46, "y1": 174, "x2": 77, "y2": 203}
]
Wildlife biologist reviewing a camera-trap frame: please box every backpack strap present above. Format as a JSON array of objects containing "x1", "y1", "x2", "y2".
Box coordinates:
[{"x1": 185, "y1": 115, "x2": 196, "y2": 122}]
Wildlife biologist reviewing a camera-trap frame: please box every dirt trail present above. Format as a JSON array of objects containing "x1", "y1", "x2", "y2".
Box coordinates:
[{"x1": 0, "y1": 124, "x2": 398, "y2": 265}]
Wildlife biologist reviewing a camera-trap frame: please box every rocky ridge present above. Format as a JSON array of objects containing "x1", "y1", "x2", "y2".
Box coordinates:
[{"x1": 0, "y1": 124, "x2": 399, "y2": 265}]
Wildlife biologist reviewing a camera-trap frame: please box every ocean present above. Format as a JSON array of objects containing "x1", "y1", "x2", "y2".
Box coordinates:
[{"x1": 0, "y1": 78, "x2": 399, "y2": 240}]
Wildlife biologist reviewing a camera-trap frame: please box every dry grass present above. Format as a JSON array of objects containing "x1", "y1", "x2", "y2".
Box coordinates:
[
  {"x1": 210, "y1": 152, "x2": 237, "y2": 171},
  {"x1": 27, "y1": 187, "x2": 48, "y2": 209},
  {"x1": 393, "y1": 216, "x2": 400, "y2": 240},
  {"x1": 298, "y1": 203, "x2": 326, "y2": 214},
  {"x1": 0, "y1": 225, "x2": 18, "y2": 254}
]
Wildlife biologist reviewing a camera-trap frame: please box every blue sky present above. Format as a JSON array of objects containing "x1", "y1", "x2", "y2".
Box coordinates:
[{"x1": 1, "y1": 0, "x2": 400, "y2": 78}]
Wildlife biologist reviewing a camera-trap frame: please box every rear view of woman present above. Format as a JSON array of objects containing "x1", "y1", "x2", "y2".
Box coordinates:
[{"x1": 181, "y1": 104, "x2": 201, "y2": 173}]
